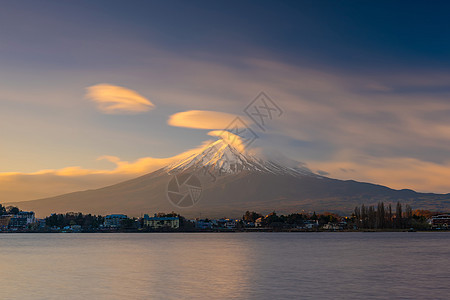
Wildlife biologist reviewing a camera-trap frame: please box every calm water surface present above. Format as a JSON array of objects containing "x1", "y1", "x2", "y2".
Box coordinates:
[{"x1": 0, "y1": 232, "x2": 449, "y2": 299}]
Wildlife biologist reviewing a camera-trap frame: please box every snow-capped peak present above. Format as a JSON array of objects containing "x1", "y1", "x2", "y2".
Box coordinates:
[{"x1": 165, "y1": 137, "x2": 316, "y2": 177}]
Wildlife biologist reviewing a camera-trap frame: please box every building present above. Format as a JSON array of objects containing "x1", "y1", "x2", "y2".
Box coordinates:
[
  {"x1": 299, "y1": 220, "x2": 319, "y2": 230},
  {"x1": 71, "y1": 225, "x2": 82, "y2": 232},
  {"x1": 225, "y1": 219, "x2": 237, "y2": 229},
  {"x1": 104, "y1": 214, "x2": 128, "y2": 228},
  {"x1": 431, "y1": 215, "x2": 450, "y2": 229},
  {"x1": 20, "y1": 211, "x2": 36, "y2": 224},
  {"x1": 243, "y1": 221, "x2": 255, "y2": 228},
  {"x1": 213, "y1": 218, "x2": 237, "y2": 229},
  {"x1": 8, "y1": 211, "x2": 36, "y2": 229},
  {"x1": 143, "y1": 214, "x2": 180, "y2": 229},
  {"x1": 195, "y1": 219, "x2": 212, "y2": 229},
  {"x1": 0, "y1": 215, "x2": 12, "y2": 230},
  {"x1": 322, "y1": 223, "x2": 342, "y2": 230},
  {"x1": 255, "y1": 217, "x2": 264, "y2": 227},
  {"x1": 37, "y1": 219, "x2": 47, "y2": 229}
]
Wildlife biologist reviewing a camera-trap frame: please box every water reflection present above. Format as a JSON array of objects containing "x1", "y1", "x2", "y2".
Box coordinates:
[{"x1": 0, "y1": 232, "x2": 449, "y2": 299}]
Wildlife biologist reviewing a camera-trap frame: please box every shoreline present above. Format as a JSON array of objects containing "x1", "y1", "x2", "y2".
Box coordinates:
[{"x1": 1, "y1": 229, "x2": 449, "y2": 234}]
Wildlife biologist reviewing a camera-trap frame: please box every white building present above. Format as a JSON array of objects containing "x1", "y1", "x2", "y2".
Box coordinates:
[
  {"x1": 143, "y1": 214, "x2": 179, "y2": 229},
  {"x1": 8, "y1": 211, "x2": 36, "y2": 228}
]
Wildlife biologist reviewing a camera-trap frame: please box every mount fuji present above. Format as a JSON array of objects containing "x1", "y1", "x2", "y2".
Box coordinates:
[
  {"x1": 9, "y1": 138, "x2": 450, "y2": 217},
  {"x1": 165, "y1": 138, "x2": 315, "y2": 178}
]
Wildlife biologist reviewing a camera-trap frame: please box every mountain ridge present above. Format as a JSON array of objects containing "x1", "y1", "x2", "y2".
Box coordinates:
[{"x1": 6, "y1": 138, "x2": 450, "y2": 217}]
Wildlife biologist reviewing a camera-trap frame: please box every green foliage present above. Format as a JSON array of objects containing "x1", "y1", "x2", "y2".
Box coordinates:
[
  {"x1": 45, "y1": 212, "x2": 104, "y2": 229},
  {"x1": 0, "y1": 204, "x2": 21, "y2": 215},
  {"x1": 120, "y1": 218, "x2": 137, "y2": 229},
  {"x1": 410, "y1": 217, "x2": 431, "y2": 230},
  {"x1": 352, "y1": 202, "x2": 434, "y2": 230},
  {"x1": 0, "y1": 204, "x2": 6, "y2": 215},
  {"x1": 285, "y1": 213, "x2": 306, "y2": 225},
  {"x1": 6, "y1": 206, "x2": 20, "y2": 215},
  {"x1": 265, "y1": 212, "x2": 284, "y2": 225},
  {"x1": 156, "y1": 212, "x2": 181, "y2": 218},
  {"x1": 251, "y1": 212, "x2": 319, "y2": 228},
  {"x1": 318, "y1": 214, "x2": 338, "y2": 226},
  {"x1": 242, "y1": 211, "x2": 262, "y2": 222}
]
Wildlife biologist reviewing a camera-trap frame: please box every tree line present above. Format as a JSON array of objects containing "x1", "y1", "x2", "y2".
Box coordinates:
[
  {"x1": 0, "y1": 204, "x2": 21, "y2": 215},
  {"x1": 45, "y1": 212, "x2": 105, "y2": 229},
  {"x1": 243, "y1": 210, "x2": 340, "y2": 228},
  {"x1": 352, "y1": 202, "x2": 430, "y2": 230}
]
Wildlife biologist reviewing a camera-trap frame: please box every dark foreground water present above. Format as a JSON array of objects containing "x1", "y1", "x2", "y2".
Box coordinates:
[{"x1": 0, "y1": 232, "x2": 449, "y2": 299}]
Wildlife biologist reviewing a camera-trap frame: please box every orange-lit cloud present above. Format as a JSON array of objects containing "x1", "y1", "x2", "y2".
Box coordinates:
[
  {"x1": 168, "y1": 110, "x2": 251, "y2": 130},
  {"x1": 86, "y1": 83, "x2": 154, "y2": 114},
  {"x1": 0, "y1": 143, "x2": 209, "y2": 203},
  {"x1": 4, "y1": 50, "x2": 450, "y2": 201},
  {"x1": 207, "y1": 130, "x2": 247, "y2": 153},
  {"x1": 310, "y1": 156, "x2": 450, "y2": 194}
]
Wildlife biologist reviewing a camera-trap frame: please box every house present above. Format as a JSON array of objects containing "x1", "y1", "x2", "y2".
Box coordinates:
[
  {"x1": 71, "y1": 225, "x2": 82, "y2": 232},
  {"x1": 212, "y1": 218, "x2": 238, "y2": 229},
  {"x1": 143, "y1": 214, "x2": 180, "y2": 229},
  {"x1": 431, "y1": 215, "x2": 450, "y2": 229},
  {"x1": 0, "y1": 215, "x2": 12, "y2": 230},
  {"x1": 37, "y1": 219, "x2": 47, "y2": 229},
  {"x1": 255, "y1": 217, "x2": 264, "y2": 227},
  {"x1": 104, "y1": 214, "x2": 128, "y2": 228},
  {"x1": 244, "y1": 221, "x2": 255, "y2": 228},
  {"x1": 322, "y1": 223, "x2": 342, "y2": 230},
  {"x1": 20, "y1": 211, "x2": 36, "y2": 224},
  {"x1": 195, "y1": 219, "x2": 212, "y2": 229},
  {"x1": 299, "y1": 220, "x2": 319, "y2": 230},
  {"x1": 225, "y1": 219, "x2": 238, "y2": 229}
]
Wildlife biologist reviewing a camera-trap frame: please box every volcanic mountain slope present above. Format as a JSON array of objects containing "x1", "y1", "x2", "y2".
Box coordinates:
[{"x1": 10, "y1": 138, "x2": 450, "y2": 218}]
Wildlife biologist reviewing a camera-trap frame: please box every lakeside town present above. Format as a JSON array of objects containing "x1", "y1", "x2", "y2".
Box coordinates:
[{"x1": 1, "y1": 202, "x2": 449, "y2": 233}]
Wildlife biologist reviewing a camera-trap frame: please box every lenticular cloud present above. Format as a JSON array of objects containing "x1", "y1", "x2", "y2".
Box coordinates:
[{"x1": 86, "y1": 83, "x2": 154, "y2": 114}]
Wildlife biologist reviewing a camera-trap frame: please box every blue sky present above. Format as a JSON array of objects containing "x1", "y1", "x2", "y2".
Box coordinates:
[{"x1": 2, "y1": 0, "x2": 450, "y2": 201}]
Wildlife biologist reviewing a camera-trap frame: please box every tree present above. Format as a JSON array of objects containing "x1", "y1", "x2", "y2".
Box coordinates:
[
  {"x1": 376, "y1": 202, "x2": 386, "y2": 229},
  {"x1": 0, "y1": 204, "x2": 6, "y2": 215},
  {"x1": 388, "y1": 204, "x2": 393, "y2": 228},
  {"x1": 121, "y1": 218, "x2": 137, "y2": 229},
  {"x1": 413, "y1": 209, "x2": 441, "y2": 219},
  {"x1": 405, "y1": 204, "x2": 413, "y2": 219},
  {"x1": 45, "y1": 213, "x2": 105, "y2": 229},
  {"x1": 361, "y1": 205, "x2": 367, "y2": 228},
  {"x1": 318, "y1": 213, "x2": 338, "y2": 226},
  {"x1": 395, "y1": 202, "x2": 403, "y2": 229},
  {"x1": 286, "y1": 213, "x2": 306, "y2": 225},
  {"x1": 405, "y1": 204, "x2": 413, "y2": 228},
  {"x1": 265, "y1": 212, "x2": 283, "y2": 225},
  {"x1": 6, "y1": 206, "x2": 20, "y2": 215},
  {"x1": 243, "y1": 211, "x2": 262, "y2": 222},
  {"x1": 367, "y1": 205, "x2": 376, "y2": 229},
  {"x1": 353, "y1": 206, "x2": 361, "y2": 227}
]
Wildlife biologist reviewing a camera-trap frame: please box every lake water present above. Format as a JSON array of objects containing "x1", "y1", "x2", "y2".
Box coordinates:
[{"x1": 0, "y1": 232, "x2": 449, "y2": 299}]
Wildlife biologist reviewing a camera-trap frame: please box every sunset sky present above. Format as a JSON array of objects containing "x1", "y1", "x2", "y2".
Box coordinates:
[{"x1": 2, "y1": 0, "x2": 450, "y2": 202}]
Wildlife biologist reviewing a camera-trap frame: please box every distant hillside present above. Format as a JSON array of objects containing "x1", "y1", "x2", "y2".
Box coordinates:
[
  {"x1": 8, "y1": 169, "x2": 450, "y2": 218},
  {"x1": 9, "y1": 139, "x2": 450, "y2": 218}
]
